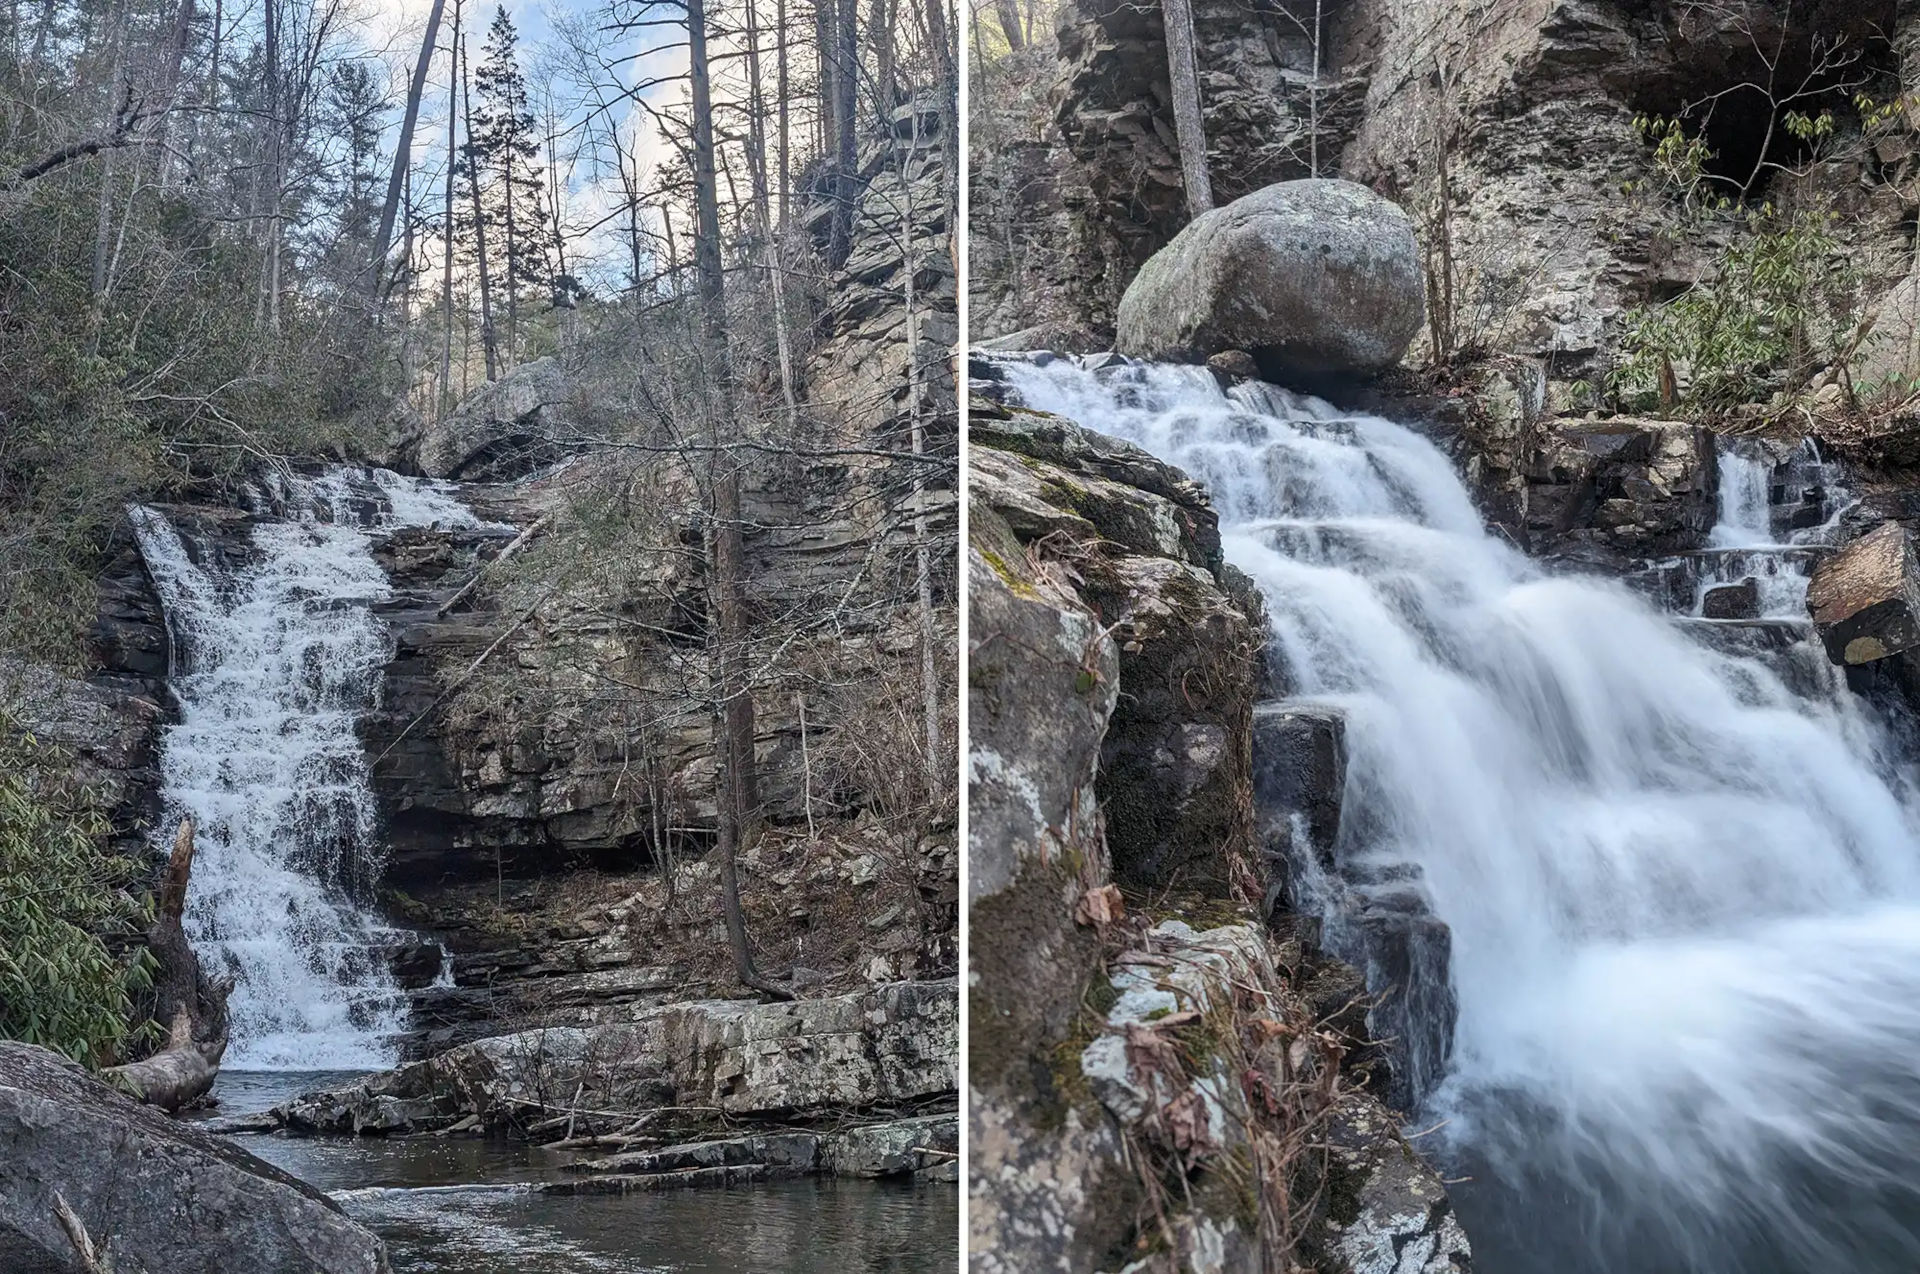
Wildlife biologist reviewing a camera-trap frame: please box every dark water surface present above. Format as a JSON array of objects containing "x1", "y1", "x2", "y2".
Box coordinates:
[{"x1": 200, "y1": 1071, "x2": 959, "y2": 1273}]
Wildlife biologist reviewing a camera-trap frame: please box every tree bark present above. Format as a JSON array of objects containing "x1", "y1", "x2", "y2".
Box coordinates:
[
  {"x1": 441, "y1": 0, "x2": 459, "y2": 415},
  {"x1": 688, "y1": 0, "x2": 783, "y2": 1000},
  {"x1": 994, "y1": 0, "x2": 1024, "y2": 52},
  {"x1": 461, "y1": 28, "x2": 499, "y2": 380},
  {"x1": 776, "y1": 0, "x2": 791, "y2": 229},
  {"x1": 815, "y1": 0, "x2": 837, "y2": 160},
  {"x1": 369, "y1": 0, "x2": 448, "y2": 303},
  {"x1": 828, "y1": 0, "x2": 859, "y2": 265},
  {"x1": 103, "y1": 819, "x2": 231, "y2": 1113},
  {"x1": 1162, "y1": 0, "x2": 1212, "y2": 218},
  {"x1": 745, "y1": 0, "x2": 800, "y2": 427}
]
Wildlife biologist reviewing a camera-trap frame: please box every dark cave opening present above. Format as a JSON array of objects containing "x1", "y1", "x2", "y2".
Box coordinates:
[{"x1": 1626, "y1": 0, "x2": 1901, "y2": 201}]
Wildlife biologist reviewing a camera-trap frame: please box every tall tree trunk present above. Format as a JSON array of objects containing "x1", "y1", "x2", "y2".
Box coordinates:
[
  {"x1": 546, "y1": 98, "x2": 572, "y2": 353},
  {"x1": 994, "y1": 0, "x2": 1024, "y2": 51},
  {"x1": 88, "y1": 0, "x2": 129, "y2": 304},
  {"x1": 689, "y1": 0, "x2": 781, "y2": 999},
  {"x1": 1162, "y1": 0, "x2": 1212, "y2": 217},
  {"x1": 869, "y1": 0, "x2": 897, "y2": 112},
  {"x1": 828, "y1": 0, "x2": 858, "y2": 266},
  {"x1": 441, "y1": 0, "x2": 459, "y2": 416},
  {"x1": 776, "y1": 0, "x2": 790, "y2": 229},
  {"x1": 745, "y1": 0, "x2": 800, "y2": 426},
  {"x1": 461, "y1": 29, "x2": 498, "y2": 380},
  {"x1": 369, "y1": 0, "x2": 448, "y2": 303},
  {"x1": 503, "y1": 147, "x2": 519, "y2": 368},
  {"x1": 1309, "y1": 0, "x2": 1322, "y2": 177},
  {"x1": 262, "y1": 0, "x2": 284, "y2": 333},
  {"x1": 815, "y1": 0, "x2": 836, "y2": 162}
]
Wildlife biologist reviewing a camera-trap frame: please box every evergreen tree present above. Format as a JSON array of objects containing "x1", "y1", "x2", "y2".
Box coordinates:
[
  {"x1": 317, "y1": 60, "x2": 387, "y2": 293},
  {"x1": 471, "y1": 6, "x2": 554, "y2": 364}
]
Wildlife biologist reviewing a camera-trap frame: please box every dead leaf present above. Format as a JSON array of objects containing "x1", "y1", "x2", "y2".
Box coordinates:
[{"x1": 1074, "y1": 883, "x2": 1125, "y2": 928}]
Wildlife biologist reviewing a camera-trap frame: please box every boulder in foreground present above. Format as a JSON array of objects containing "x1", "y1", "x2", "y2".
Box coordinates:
[
  {"x1": 1807, "y1": 522, "x2": 1920, "y2": 664},
  {"x1": 1115, "y1": 179, "x2": 1425, "y2": 381},
  {"x1": 0, "y1": 1042, "x2": 389, "y2": 1274}
]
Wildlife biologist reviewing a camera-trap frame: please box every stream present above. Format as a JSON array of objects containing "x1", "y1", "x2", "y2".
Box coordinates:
[
  {"x1": 1001, "y1": 355, "x2": 1920, "y2": 1274},
  {"x1": 132, "y1": 471, "x2": 957, "y2": 1272},
  {"x1": 193, "y1": 1074, "x2": 955, "y2": 1274}
]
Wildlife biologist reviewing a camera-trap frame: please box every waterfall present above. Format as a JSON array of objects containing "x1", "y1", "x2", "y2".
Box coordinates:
[
  {"x1": 131, "y1": 468, "x2": 485, "y2": 1070},
  {"x1": 1686, "y1": 437, "x2": 1852, "y2": 621},
  {"x1": 998, "y1": 356, "x2": 1920, "y2": 1272},
  {"x1": 1708, "y1": 440, "x2": 1776, "y2": 549}
]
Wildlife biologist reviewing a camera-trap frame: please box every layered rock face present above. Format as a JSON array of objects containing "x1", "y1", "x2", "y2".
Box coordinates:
[
  {"x1": 808, "y1": 99, "x2": 959, "y2": 441},
  {"x1": 967, "y1": 383, "x2": 1468, "y2": 1272},
  {"x1": 1115, "y1": 179, "x2": 1425, "y2": 380},
  {"x1": 280, "y1": 979, "x2": 954, "y2": 1135},
  {"x1": 0, "y1": 1042, "x2": 389, "y2": 1274},
  {"x1": 1, "y1": 524, "x2": 172, "y2": 858}
]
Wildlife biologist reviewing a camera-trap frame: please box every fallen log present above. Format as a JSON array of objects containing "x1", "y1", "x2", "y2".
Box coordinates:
[
  {"x1": 103, "y1": 817, "x2": 231, "y2": 1113},
  {"x1": 103, "y1": 1007, "x2": 224, "y2": 1113}
]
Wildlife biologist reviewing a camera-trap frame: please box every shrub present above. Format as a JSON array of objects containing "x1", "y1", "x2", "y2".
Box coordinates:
[{"x1": 0, "y1": 720, "x2": 153, "y2": 1063}]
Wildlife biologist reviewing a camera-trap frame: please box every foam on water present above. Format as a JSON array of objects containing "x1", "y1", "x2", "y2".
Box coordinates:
[
  {"x1": 999, "y1": 356, "x2": 1920, "y2": 1271},
  {"x1": 131, "y1": 468, "x2": 482, "y2": 1070}
]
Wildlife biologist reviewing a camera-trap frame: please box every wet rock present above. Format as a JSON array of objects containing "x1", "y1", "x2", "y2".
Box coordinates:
[
  {"x1": 0, "y1": 1042, "x2": 389, "y2": 1274},
  {"x1": 1808, "y1": 522, "x2": 1920, "y2": 664},
  {"x1": 1322, "y1": 1092, "x2": 1473, "y2": 1274},
  {"x1": 1702, "y1": 578, "x2": 1761, "y2": 620},
  {"x1": 1115, "y1": 180, "x2": 1425, "y2": 382},
  {"x1": 1206, "y1": 349, "x2": 1260, "y2": 381},
  {"x1": 825, "y1": 1113, "x2": 958, "y2": 1178},
  {"x1": 1352, "y1": 907, "x2": 1458, "y2": 1112},
  {"x1": 974, "y1": 322, "x2": 1106, "y2": 354},
  {"x1": 1527, "y1": 419, "x2": 1715, "y2": 556},
  {"x1": 1252, "y1": 702, "x2": 1347, "y2": 889},
  {"x1": 968, "y1": 484, "x2": 1134, "y2": 1274},
  {"x1": 574, "y1": 1131, "x2": 822, "y2": 1178},
  {"x1": 968, "y1": 384, "x2": 1222, "y2": 559}
]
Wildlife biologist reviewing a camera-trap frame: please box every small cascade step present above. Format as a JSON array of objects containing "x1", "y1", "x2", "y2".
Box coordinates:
[{"x1": 1630, "y1": 437, "x2": 1851, "y2": 623}]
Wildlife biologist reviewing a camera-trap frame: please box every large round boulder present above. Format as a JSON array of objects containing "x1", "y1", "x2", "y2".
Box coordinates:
[{"x1": 1114, "y1": 179, "x2": 1425, "y2": 380}]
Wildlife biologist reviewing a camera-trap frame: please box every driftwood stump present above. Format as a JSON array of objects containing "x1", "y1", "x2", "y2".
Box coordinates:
[{"x1": 103, "y1": 818, "x2": 231, "y2": 1112}]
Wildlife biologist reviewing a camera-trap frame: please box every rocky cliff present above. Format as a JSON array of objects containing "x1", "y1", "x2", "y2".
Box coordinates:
[{"x1": 976, "y1": 0, "x2": 1918, "y2": 407}]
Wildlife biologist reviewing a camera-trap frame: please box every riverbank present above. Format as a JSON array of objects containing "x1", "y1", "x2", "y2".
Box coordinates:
[{"x1": 196, "y1": 1070, "x2": 959, "y2": 1274}]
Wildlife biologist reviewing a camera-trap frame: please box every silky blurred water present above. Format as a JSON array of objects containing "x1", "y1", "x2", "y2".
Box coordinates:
[{"x1": 1002, "y1": 356, "x2": 1920, "y2": 1273}]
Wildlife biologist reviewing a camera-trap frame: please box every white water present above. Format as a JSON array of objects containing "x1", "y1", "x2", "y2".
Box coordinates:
[
  {"x1": 1692, "y1": 438, "x2": 1849, "y2": 620},
  {"x1": 131, "y1": 468, "x2": 484, "y2": 1070},
  {"x1": 1000, "y1": 357, "x2": 1920, "y2": 1271}
]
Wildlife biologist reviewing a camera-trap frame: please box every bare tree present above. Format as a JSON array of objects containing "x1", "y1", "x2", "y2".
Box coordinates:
[{"x1": 368, "y1": 0, "x2": 449, "y2": 301}]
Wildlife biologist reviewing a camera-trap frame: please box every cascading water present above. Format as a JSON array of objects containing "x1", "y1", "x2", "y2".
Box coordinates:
[
  {"x1": 997, "y1": 355, "x2": 1920, "y2": 1273},
  {"x1": 131, "y1": 468, "x2": 485, "y2": 1070},
  {"x1": 1686, "y1": 437, "x2": 1850, "y2": 620}
]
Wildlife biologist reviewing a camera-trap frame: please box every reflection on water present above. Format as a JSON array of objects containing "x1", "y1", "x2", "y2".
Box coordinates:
[
  {"x1": 203, "y1": 1071, "x2": 959, "y2": 1273},
  {"x1": 342, "y1": 1178, "x2": 958, "y2": 1274}
]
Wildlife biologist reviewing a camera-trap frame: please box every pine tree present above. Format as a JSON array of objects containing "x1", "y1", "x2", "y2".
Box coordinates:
[
  {"x1": 320, "y1": 60, "x2": 385, "y2": 292},
  {"x1": 471, "y1": 6, "x2": 553, "y2": 366}
]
